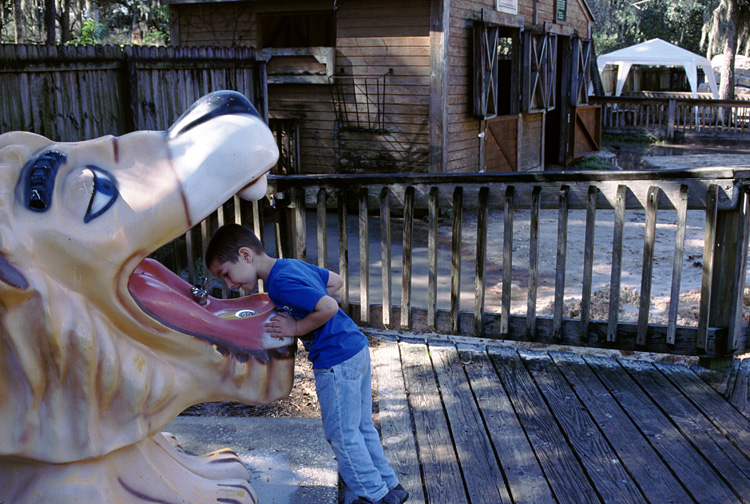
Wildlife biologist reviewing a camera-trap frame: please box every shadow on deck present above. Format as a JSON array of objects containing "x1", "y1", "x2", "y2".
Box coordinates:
[{"x1": 369, "y1": 332, "x2": 750, "y2": 504}]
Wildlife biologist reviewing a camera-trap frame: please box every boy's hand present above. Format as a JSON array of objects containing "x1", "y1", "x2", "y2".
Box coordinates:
[{"x1": 266, "y1": 312, "x2": 297, "y2": 338}]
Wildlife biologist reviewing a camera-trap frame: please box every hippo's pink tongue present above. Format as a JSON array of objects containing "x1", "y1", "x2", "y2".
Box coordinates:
[{"x1": 127, "y1": 258, "x2": 292, "y2": 354}]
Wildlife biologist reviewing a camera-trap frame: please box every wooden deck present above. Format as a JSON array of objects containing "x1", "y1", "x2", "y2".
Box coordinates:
[{"x1": 369, "y1": 332, "x2": 750, "y2": 504}]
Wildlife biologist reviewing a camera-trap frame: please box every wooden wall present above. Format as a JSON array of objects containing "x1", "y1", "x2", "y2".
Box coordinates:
[
  {"x1": 166, "y1": 0, "x2": 592, "y2": 174},
  {"x1": 447, "y1": 0, "x2": 489, "y2": 173},
  {"x1": 563, "y1": 0, "x2": 594, "y2": 37},
  {"x1": 515, "y1": 0, "x2": 592, "y2": 32},
  {"x1": 170, "y1": 0, "x2": 430, "y2": 174},
  {"x1": 170, "y1": 3, "x2": 256, "y2": 47},
  {"x1": 265, "y1": 0, "x2": 432, "y2": 174},
  {"x1": 333, "y1": 0, "x2": 432, "y2": 173}
]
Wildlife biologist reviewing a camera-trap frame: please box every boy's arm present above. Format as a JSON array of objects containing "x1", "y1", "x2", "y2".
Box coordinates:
[
  {"x1": 326, "y1": 271, "x2": 344, "y2": 296},
  {"x1": 266, "y1": 294, "x2": 339, "y2": 339}
]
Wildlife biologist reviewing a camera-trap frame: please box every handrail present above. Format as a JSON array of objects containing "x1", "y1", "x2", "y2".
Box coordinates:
[{"x1": 590, "y1": 95, "x2": 750, "y2": 140}]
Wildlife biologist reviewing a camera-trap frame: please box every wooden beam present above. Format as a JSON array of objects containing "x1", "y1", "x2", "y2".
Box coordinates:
[{"x1": 429, "y1": 0, "x2": 450, "y2": 173}]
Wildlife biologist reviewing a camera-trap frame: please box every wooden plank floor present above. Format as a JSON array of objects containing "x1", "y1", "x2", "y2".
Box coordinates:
[{"x1": 369, "y1": 333, "x2": 750, "y2": 504}]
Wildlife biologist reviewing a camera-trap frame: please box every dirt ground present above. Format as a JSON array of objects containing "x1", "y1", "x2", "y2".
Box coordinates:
[{"x1": 181, "y1": 341, "x2": 322, "y2": 418}]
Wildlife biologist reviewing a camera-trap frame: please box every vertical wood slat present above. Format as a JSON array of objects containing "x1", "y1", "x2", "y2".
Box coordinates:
[
  {"x1": 2, "y1": 44, "x2": 261, "y2": 144},
  {"x1": 233, "y1": 195, "x2": 243, "y2": 225},
  {"x1": 607, "y1": 185, "x2": 628, "y2": 343},
  {"x1": 636, "y1": 186, "x2": 660, "y2": 346},
  {"x1": 580, "y1": 186, "x2": 598, "y2": 341},
  {"x1": 553, "y1": 185, "x2": 570, "y2": 342},
  {"x1": 338, "y1": 189, "x2": 350, "y2": 314},
  {"x1": 273, "y1": 202, "x2": 285, "y2": 260},
  {"x1": 667, "y1": 185, "x2": 689, "y2": 346},
  {"x1": 232, "y1": 195, "x2": 246, "y2": 297},
  {"x1": 451, "y1": 187, "x2": 464, "y2": 334},
  {"x1": 474, "y1": 187, "x2": 490, "y2": 337},
  {"x1": 697, "y1": 185, "x2": 719, "y2": 350},
  {"x1": 526, "y1": 186, "x2": 541, "y2": 341},
  {"x1": 317, "y1": 189, "x2": 328, "y2": 269},
  {"x1": 252, "y1": 200, "x2": 265, "y2": 293},
  {"x1": 380, "y1": 188, "x2": 392, "y2": 328},
  {"x1": 401, "y1": 187, "x2": 416, "y2": 329},
  {"x1": 200, "y1": 219, "x2": 210, "y2": 291},
  {"x1": 729, "y1": 186, "x2": 750, "y2": 351},
  {"x1": 185, "y1": 229, "x2": 196, "y2": 286},
  {"x1": 501, "y1": 186, "x2": 515, "y2": 337},
  {"x1": 216, "y1": 203, "x2": 228, "y2": 298},
  {"x1": 294, "y1": 188, "x2": 307, "y2": 262},
  {"x1": 359, "y1": 189, "x2": 370, "y2": 324},
  {"x1": 428, "y1": 187, "x2": 439, "y2": 331}
]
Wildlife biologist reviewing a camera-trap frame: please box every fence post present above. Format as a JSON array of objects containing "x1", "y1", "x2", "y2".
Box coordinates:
[
  {"x1": 667, "y1": 99, "x2": 676, "y2": 140},
  {"x1": 700, "y1": 195, "x2": 749, "y2": 369},
  {"x1": 122, "y1": 46, "x2": 139, "y2": 131}
]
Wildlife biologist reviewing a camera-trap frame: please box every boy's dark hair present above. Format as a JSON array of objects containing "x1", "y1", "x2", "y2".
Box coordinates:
[{"x1": 205, "y1": 224, "x2": 265, "y2": 266}]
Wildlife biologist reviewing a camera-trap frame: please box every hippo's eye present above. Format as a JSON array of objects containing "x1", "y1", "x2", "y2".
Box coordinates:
[
  {"x1": 84, "y1": 166, "x2": 118, "y2": 223},
  {"x1": 23, "y1": 150, "x2": 65, "y2": 212}
]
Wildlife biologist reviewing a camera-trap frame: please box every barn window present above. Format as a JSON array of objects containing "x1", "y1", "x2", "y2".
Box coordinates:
[
  {"x1": 258, "y1": 10, "x2": 336, "y2": 84},
  {"x1": 259, "y1": 11, "x2": 335, "y2": 48},
  {"x1": 473, "y1": 21, "x2": 520, "y2": 119},
  {"x1": 571, "y1": 37, "x2": 592, "y2": 106},
  {"x1": 521, "y1": 31, "x2": 557, "y2": 113}
]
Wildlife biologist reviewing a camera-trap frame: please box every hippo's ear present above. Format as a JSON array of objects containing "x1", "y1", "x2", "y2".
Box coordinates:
[{"x1": 0, "y1": 254, "x2": 28, "y2": 290}]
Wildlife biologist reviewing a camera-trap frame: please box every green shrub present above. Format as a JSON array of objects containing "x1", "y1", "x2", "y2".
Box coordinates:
[{"x1": 602, "y1": 132, "x2": 657, "y2": 145}]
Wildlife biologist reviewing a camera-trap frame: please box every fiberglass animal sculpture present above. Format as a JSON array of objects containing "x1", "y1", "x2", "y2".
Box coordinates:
[{"x1": 0, "y1": 91, "x2": 295, "y2": 503}]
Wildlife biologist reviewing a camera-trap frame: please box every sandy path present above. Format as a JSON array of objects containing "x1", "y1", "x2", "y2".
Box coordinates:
[{"x1": 313, "y1": 207, "x2": 748, "y2": 327}]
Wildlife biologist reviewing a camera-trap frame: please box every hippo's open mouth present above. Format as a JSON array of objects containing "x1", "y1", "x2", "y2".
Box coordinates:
[{"x1": 128, "y1": 258, "x2": 294, "y2": 358}]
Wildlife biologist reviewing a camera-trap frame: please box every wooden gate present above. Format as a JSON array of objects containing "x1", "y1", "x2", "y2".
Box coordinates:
[
  {"x1": 485, "y1": 115, "x2": 518, "y2": 172},
  {"x1": 568, "y1": 104, "x2": 601, "y2": 162}
]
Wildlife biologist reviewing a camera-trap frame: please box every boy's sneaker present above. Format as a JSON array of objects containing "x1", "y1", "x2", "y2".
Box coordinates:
[
  {"x1": 385, "y1": 484, "x2": 409, "y2": 503},
  {"x1": 352, "y1": 485, "x2": 409, "y2": 504}
]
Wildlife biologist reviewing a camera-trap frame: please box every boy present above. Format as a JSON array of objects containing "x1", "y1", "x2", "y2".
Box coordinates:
[{"x1": 205, "y1": 224, "x2": 409, "y2": 504}]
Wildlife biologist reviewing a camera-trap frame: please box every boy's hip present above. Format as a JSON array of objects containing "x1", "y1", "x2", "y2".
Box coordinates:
[{"x1": 313, "y1": 345, "x2": 370, "y2": 382}]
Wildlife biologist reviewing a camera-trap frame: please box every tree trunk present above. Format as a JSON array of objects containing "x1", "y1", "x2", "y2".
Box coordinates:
[
  {"x1": 60, "y1": 0, "x2": 72, "y2": 43},
  {"x1": 44, "y1": 0, "x2": 56, "y2": 44},
  {"x1": 719, "y1": 0, "x2": 739, "y2": 100},
  {"x1": 13, "y1": 0, "x2": 24, "y2": 43}
]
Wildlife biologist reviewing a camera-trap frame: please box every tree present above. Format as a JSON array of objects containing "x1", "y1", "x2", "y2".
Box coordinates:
[
  {"x1": 702, "y1": 0, "x2": 750, "y2": 99},
  {"x1": 589, "y1": 0, "x2": 642, "y2": 55},
  {"x1": 44, "y1": 0, "x2": 55, "y2": 44},
  {"x1": 638, "y1": 0, "x2": 705, "y2": 54},
  {"x1": 1, "y1": 0, "x2": 168, "y2": 44},
  {"x1": 590, "y1": 0, "x2": 712, "y2": 56},
  {"x1": 13, "y1": 0, "x2": 23, "y2": 42}
]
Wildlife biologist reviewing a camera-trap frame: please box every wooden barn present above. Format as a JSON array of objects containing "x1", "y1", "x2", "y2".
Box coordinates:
[{"x1": 165, "y1": 0, "x2": 600, "y2": 173}]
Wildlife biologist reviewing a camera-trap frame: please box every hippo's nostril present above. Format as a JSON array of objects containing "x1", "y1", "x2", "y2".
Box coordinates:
[{"x1": 167, "y1": 90, "x2": 262, "y2": 139}]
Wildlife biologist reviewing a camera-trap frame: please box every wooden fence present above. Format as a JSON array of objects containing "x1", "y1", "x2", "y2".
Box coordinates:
[
  {"x1": 178, "y1": 170, "x2": 750, "y2": 360},
  {"x1": 0, "y1": 44, "x2": 267, "y2": 140},
  {"x1": 590, "y1": 95, "x2": 750, "y2": 140}
]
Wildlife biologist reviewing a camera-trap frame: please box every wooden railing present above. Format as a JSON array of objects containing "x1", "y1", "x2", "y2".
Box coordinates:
[
  {"x1": 170, "y1": 170, "x2": 750, "y2": 359},
  {"x1": 590, "y1": 95, "x2": 750, "y2": 140}
]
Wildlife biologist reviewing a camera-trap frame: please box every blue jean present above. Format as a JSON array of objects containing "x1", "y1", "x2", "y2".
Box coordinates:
[{"x1": 314, "y1": 345, "x2": 399, "y2": 502}]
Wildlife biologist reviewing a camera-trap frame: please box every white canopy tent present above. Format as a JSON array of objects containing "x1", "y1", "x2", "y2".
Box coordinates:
[{"x1": 597, "y1": 38, "x2": 719, "y2": 98}]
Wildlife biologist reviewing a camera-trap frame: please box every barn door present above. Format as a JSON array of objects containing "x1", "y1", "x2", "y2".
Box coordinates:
[
  {"x1": 485, "y1": 115, "x2": 518, "y2": 172},
  {"x1": 568, "y1": 38, "x2": 601, "y2": 162}
]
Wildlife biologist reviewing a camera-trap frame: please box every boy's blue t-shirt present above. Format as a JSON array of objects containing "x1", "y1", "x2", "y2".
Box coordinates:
[{"x1": 265, "y1": 258, "x2": 368, "y2": 369}]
